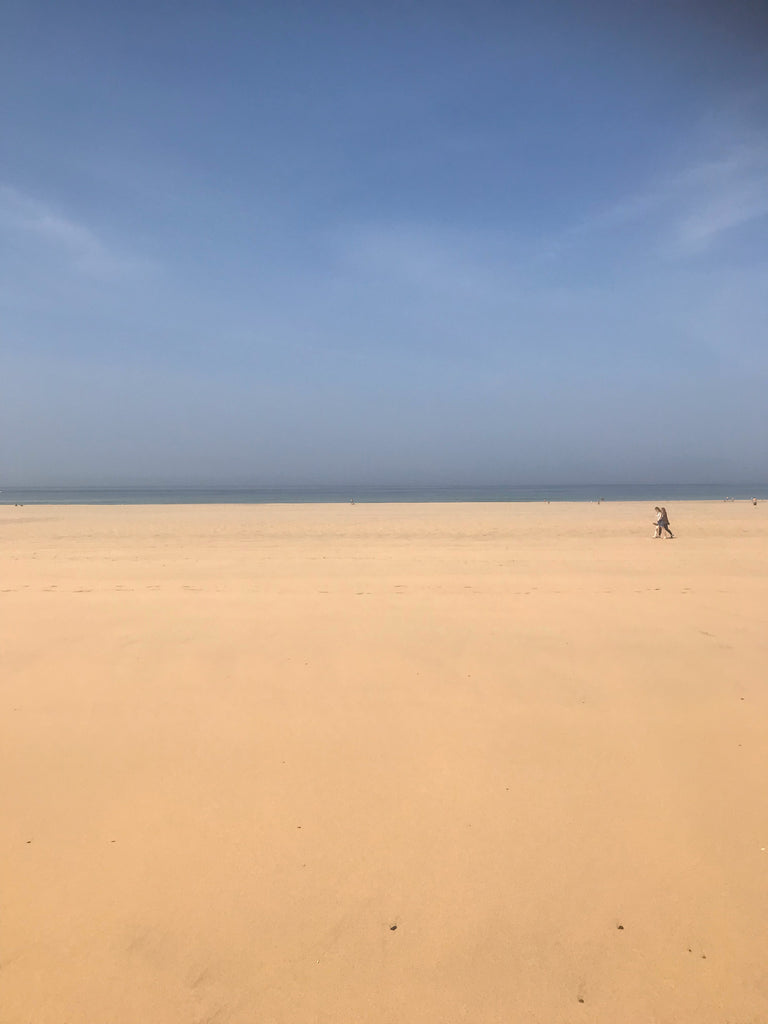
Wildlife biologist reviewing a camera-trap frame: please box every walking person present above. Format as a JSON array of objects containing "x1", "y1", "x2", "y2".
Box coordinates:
[{"x1": 653, "y1": 505, "x2": 674, "y2": 538}]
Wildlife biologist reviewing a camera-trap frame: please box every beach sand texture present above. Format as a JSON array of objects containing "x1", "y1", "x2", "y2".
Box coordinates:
[{"x1": 2, "y1": 501, "x2": 767, "y2": 1023}]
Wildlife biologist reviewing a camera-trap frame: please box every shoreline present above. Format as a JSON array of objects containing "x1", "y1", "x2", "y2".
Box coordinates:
[
  {"x1": 2, "y1": 484, "x2": 767, "y2": 508},
  {"x1": 2, "y1": 496, "x2": 765, "y2": 509}
]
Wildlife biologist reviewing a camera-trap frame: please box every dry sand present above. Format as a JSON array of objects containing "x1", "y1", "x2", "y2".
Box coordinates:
[{"x1": 1, "y1": 500, "x2": 767, "y2": 1023}]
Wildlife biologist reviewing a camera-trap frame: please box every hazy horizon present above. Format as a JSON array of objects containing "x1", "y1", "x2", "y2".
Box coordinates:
[{"x1": 2, "y1": 478, "x2": 765, "y2": 495}]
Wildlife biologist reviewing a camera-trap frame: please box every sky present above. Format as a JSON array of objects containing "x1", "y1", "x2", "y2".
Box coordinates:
[{"x1": 1, "y1": 0, "x2": 767, "y2": 487}]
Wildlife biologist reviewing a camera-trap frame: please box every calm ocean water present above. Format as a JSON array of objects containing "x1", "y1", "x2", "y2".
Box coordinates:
[{"x1": 1, "y1": 484, "x2": 766, "y2": 505}]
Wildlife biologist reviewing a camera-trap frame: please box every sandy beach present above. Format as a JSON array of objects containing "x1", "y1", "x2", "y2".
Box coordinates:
[{"x1": 1, "y1": 500, "x2": 767, "y2": 1023}]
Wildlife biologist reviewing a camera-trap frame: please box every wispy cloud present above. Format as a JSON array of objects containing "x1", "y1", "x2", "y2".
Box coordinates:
[
  {"x1": 674, "y1": 177, "x2": 768, "y2": 251},
  {"x1": 550, "y1": 141, "x2": 768, "y2": 259},
  {"x1": 661, "y1": 143, "x2": 768, "y2": 253},
  {"x1": 0, "y1": 184, "x2": 152, "y2": 279},
  {"x1": 331, "y1": 222, "x2": 517, "y2": 299}
]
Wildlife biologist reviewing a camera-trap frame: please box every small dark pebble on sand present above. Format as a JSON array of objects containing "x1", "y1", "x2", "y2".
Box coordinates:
[
  {"x1": 390, "y1": 924, "x2": 397, "y2": 931},
  {"x1": 578, "y1": 998, "x2": 585, "y2": 1003},
  {"x1": 617, "y1": 924, "x2": 624, "y2": 930}
]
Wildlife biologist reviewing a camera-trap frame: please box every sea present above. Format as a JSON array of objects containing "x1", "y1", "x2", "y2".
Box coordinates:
[{"x1": 1, "y1": 484, "x2": 765, "y2": 505}]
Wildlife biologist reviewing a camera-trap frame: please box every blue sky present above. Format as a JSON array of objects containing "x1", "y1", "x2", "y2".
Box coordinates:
[{"x1": 2, "y1": 0, "x2": 767, "y2": 486}]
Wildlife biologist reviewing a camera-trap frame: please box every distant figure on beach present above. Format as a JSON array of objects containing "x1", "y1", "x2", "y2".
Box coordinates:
[
  {"x1": 753, "y1": 497, "x2": 758, "y2": 506},
  {"x1": 653, "y1": 506, "x2": 674, "y2": 539}
]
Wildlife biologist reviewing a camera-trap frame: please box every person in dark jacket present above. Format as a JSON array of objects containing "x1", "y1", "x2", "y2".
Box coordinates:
[{"x1": 653, "y1": 506, "x2": 674, "y2": 538}]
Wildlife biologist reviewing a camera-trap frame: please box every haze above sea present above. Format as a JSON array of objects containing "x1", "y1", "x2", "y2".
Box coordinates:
[{"x1": 1, "y1": 484, "x2": 766, "y2": 505}]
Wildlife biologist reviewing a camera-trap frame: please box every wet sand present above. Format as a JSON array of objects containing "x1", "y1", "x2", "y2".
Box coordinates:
[{"x1": 2, "y1": 501, "x2": 767, "y2": 1023}]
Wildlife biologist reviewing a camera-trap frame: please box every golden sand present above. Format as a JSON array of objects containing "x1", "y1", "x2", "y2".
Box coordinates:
[{"x1": 2, "y1": 501, "x2": 767, "y2": 1022}]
